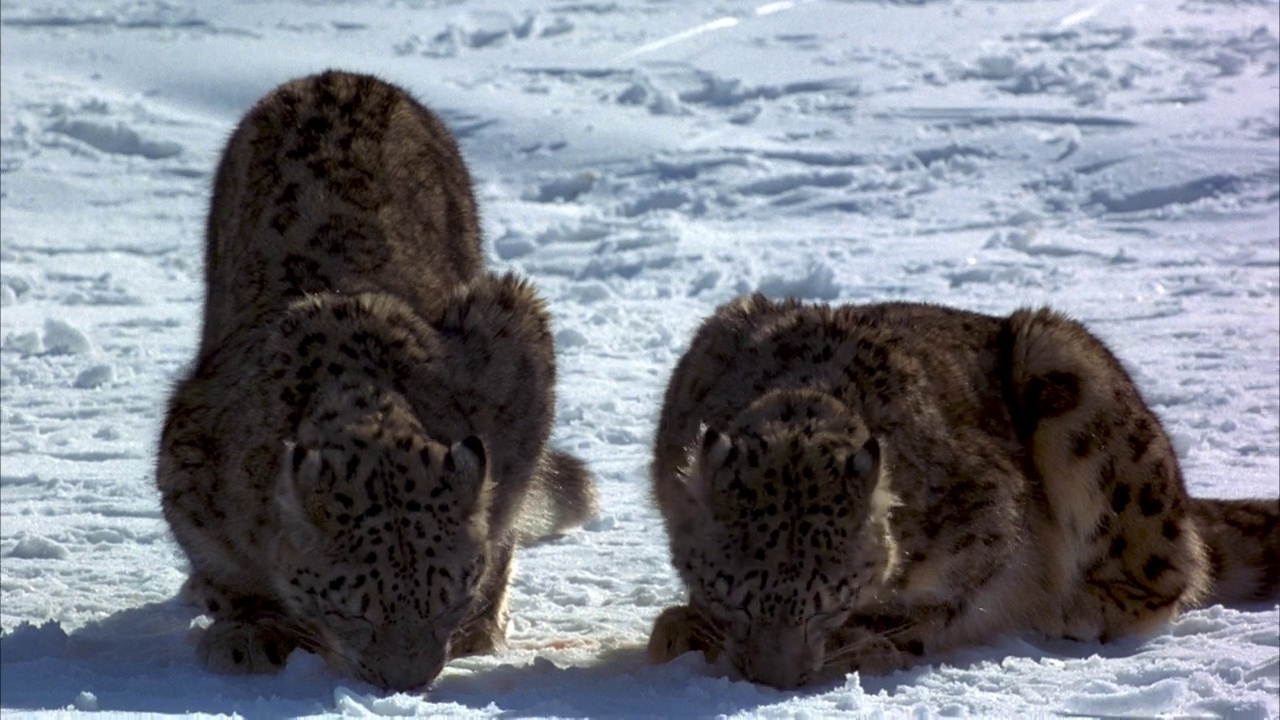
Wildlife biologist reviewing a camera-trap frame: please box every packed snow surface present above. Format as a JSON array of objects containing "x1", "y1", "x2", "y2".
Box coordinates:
[{"x1": 1, "y1": 0, "x2": 1277, "y2": 717}]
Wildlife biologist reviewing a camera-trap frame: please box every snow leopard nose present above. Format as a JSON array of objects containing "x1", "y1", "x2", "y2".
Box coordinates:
[
  {"x1": 358, "y1": 642, "x2": 446, "y2": 692},
  {"x1": 739, "y1": 624, "x2": 819, "y2": 690}
]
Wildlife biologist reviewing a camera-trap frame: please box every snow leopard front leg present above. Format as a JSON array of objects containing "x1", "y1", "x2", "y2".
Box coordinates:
[
  {"x1": 647, "y1": 603, "x2": 724, "y2": 665},
  {"x1": 449, "y1": 537, "x2": 515, "y2": 657}
]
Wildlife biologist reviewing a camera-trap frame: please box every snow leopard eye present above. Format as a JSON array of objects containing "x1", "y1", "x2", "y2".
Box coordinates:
[
  {"x1": 805, "y1": 610, "x2": 849, "y2": 633},
  {"x1": 707, "y1": 598, "x2": 752, "y2": 626},
  {"x1": 322, "y1": 609, "x2": 375, "y2": 649},
  {"x1": 712, "y1": 575, "x2": 731, "y2": 597},
  {"x1": 432, "y1": 599, "x2": 473, "y2": 643}
]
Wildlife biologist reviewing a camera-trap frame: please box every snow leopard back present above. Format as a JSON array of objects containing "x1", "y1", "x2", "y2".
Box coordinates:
[{"x1": 200, "y1": 69, "x2": 482, "y2": 349}]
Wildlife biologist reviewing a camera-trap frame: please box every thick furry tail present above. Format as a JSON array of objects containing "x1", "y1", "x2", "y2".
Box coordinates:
[
  {"x1": 514, "y1": 448, "x2": 599, "y2": 544},
  {"x1": 1191, "y1": 497, "x2": 1279, "y2": 605}
]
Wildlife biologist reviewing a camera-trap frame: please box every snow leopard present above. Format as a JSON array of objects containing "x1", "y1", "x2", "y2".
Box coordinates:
[
  {"x1": 157, "y1": 70, "x2": 596, "y2": 692},
  {"x1": 648, "y1": 294, "x2": 1278, "y2": 689}
]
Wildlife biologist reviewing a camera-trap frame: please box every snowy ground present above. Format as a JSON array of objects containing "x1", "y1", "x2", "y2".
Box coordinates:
[{"x1": 1, "y1": 0, "x2": 1278, "y2": 717}]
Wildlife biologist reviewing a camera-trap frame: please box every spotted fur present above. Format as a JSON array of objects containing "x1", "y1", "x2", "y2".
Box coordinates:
[
  {"x1": 157, "y1": 71, "x2": 596, "y2": 691},
  {"x1": 648, "y1": 294, "x2": 1278, "y2": 689}
]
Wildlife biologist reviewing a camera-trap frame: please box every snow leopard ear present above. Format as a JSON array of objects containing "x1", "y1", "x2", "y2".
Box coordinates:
[
  {"x1": 842, "y1": 436, "x2": 881, "y2": 497},
  {"x1": 445, "y1": 435, "x2": 487, "y2": 476},
  {"x1": 441, "y1": 435, "x2": 494, "y2": 524},
  {"x1": 700, "y1": 428, "x2": 736, "y2": 470},
  {"x1": 685, "y1": 426, "x2": 737, "y2": 503}
]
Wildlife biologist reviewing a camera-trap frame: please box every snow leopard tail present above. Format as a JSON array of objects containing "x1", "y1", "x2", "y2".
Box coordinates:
[
  {"x1": 1189, "y1": 497, "x2": 1280, "y2": 605},
  {"x1": 515, "y1": 448, "x2": 598, "y2": 544}
]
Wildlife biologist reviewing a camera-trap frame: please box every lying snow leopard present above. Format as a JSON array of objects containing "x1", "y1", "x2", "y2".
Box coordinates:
[
  {"x1": 157, "y1": 71, "x2": 596, "y2": 692},
  {"x1": 648, "y1": 294, "x2": 1278, "y2": 689}
]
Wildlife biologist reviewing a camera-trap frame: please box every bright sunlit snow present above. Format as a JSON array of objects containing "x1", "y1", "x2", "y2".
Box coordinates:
[{"x1": 1, "y1": 0, "x2": 1277, "y2": 717}]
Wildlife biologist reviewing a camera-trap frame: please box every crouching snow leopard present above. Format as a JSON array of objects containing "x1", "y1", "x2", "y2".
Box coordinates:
[
  {"x1": 648, "y1": 294, "x2": 1278, "y2": 689},
  {"x1": 157, "y1": 71, "x2": 596, "y2": 692}
]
